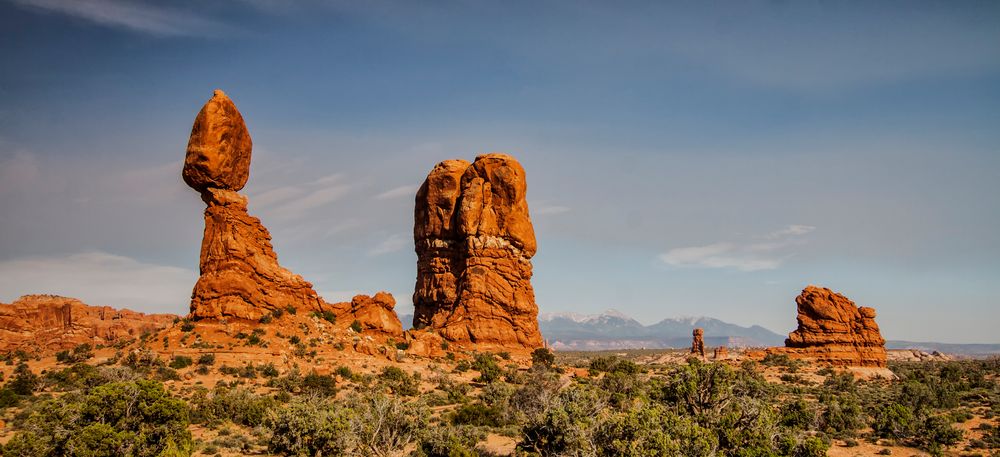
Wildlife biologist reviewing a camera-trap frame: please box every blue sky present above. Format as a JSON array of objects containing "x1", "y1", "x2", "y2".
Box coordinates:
[{"x1": 1, "y1": 0, "x2": 998, "y2": 343}]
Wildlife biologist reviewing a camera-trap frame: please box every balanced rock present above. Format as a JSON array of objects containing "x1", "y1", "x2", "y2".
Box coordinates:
[
  {"x1": 413, "y1": 153, "x2": 543, "y2": 349},
  {"x1": 777, "y1": 285, "x2": 887, "y2": 367},
  {"x1": 0, "y1": 295, "x2": 175, "y2": 354},
  {"x1": 691, "y1": 328, "x2": 706, "y2": 357},
  {"x1": 185, "y1": 91, "x2": 324, "y2": 321},
  {"x1": 183, "y1": 90, "x2": 253, "y2": 192}
]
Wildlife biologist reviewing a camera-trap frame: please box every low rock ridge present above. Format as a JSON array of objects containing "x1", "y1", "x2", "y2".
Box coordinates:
[{"x1": 0, "y1": 295, "x2": 175, "y2": 354}]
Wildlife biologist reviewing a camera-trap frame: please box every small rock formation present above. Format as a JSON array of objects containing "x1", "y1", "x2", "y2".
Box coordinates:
[
  {"x1": 413, "y1": 154, "x2": 543, "y2": 349},
  {"x1": 0, "y1": 295, "x2": 175, "y2": 354},
  {"x1": 184, "y1": 90, "x2": 325, "y2": 321},
  {"x1": 691, "y1": 328, "x2": 706, "y2": 357},
  {"x1": 328, "y1": 292, "x2": 404, "y2": 337},
  {"x1": 777, "y1": 285, "x2": 887, "y2": 367},
  {"x1": 713, "y1": 346, "x2": 728, "y2": 360}
]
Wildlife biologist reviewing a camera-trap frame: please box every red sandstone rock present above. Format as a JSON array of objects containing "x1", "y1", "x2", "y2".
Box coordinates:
[
  {"x1": 328, "y1": 292, "x2": 403, "y2": 337},
  {"x1": 0, "y1": 295, "x2": 175, "y2": 354},
  {"x1": 777, "y1": 285, "x2": 887, "y2": 367},
  {"x1": 184, "y1": 91, "x2": 324, "y2": 321},
  {"x1": 713, "y1": 346, "x2": 728, "y2": 360},
  {"x1": 413, "y1": 154, "x2": 543, "y2": 349},
  {"x1": 691, "y1": 328, "x2": 706, "y2": 357},
  {"x1": 183, "y1": 90, "x2": 253, "y2": 192}
]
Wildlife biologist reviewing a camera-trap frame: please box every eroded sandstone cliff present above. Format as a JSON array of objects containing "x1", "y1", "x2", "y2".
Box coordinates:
[{"x1": 0, "y1": 295, "x2": 175, "y2": 354}]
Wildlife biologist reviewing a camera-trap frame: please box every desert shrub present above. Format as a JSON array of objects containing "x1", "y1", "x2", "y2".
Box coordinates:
[
  {"x1": 259, "y1": 314, "x2": 273, "y2": 324},
  {"x1": 55, "y1": 343, "x2": 94, "y2": 364},
  {"x1": 350, "y1": 320, "x2": 363, "y2": 333},
  {"x1": 413, "y1": 424, "x2": 483, "y2": 457},
  {"x1": 335, "y1": 365, "x2": 354, "y2": 380},
  {"x1": 191, "y1": 386, "x2": 277, "y2": 427},
  {"x1": 197, "y1": 353, "x2": 216, "y2": 366},
  {"x1": 818, "y1": 393, "x2": 864, "y2": 437},
  {"x1": 451, "y1": 403, "x2": 504, "y2": 427},
  {"x1": 302, "y1": 372, "x2": 337, "y2": 397},
  {"x1": 791, "y1": 436, "x2": 830, "y2": 457},
  {"x1": 780, "y1": 399, "x2": 818, "y2": 430},
  {"x1": 313, "y1": 310, "x2": 336, "y2": 324},
  {"x1": 0, "y1": 387, "x2": 19, "y2": 409},
  {"x1": 169, "y1": 355, "x2": 193, "y2": 369},
  {"x1": 350, "y1": 392, "x2": 427, "y2": 457},
  {"x1": 872, "y1": 403, "x2": 917, "y2": 439},
  {"x1": 5, "y1": 363, "x2": 38, "y2": 395},
  {"x1": 531, "y1": 347, "x2": 555, "y2": 370},
  {"x1": 180, "y1": 320, "x2": 195, "y2": 332},
  {"x1": 266, "y1": 398, "x2": 353, "y2": 457},
  {"x1": 472, "y1": 353, "x2": 502, "y2": 384},
  {"x1": 2, "y1": 379, "x2": 191, "y2": 456},
  {"x1": 518, "y1": 384, "x2": 605, "y2": 456},
  {"x1": 378, "y1": 366, "x2": 419, "y2": 396}
]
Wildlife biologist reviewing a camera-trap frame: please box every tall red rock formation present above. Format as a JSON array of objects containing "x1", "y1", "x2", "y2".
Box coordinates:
[
  {"x1": 184, "y1": 90, "x2": 324, "y2": 321},
  {"x1": 413, "y1": 154, "x2": 543, "y2": 349},
  {"x1": 691, "y1": 328, "x2": 706, "y2": 357},
  {"x1": 0, "y1": 295, "x2": 175, "y2": 354},
  {"x1": 778, "y1": 285, "x2": 887, "y2": 367}
]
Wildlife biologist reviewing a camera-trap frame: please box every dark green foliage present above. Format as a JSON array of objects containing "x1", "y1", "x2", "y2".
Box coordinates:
[
  {"x1": 168, "y1": 355, "x2": 193, "y2": 370},
  {"x1": 190, "y1": 386, "x2": 277, "y2": 427},
  {"x1": 451, "y1": 403, "x2": 504, "y2": 427},
  {"x1": 378, "y1": 366, "x2": 419, "y2": 396},
  {"x1": 313, "y1": 310, "x2": 336, "y2": 324},
  {"x1": 179, "y1": 320, "x2": 195, "y2": 332},
  {"x1": 196, "y1": 353, "x2": 216, "y2": 366},
  {"x1": 5, "y1": 363, "x2": 38, "y2": 395},
  {"x1": 531, "y1": 347, "x2": 555, "y2": 370},
  {"x1": 266, "y1": 399, "x2": 352, "y2": 457},
  {"x1": 350, "y1": 320, "x2": 362, "y2": 333},
  {"x1": 472, "y1": 353, "x2": 502, "y2": 384},
  {"x1": 413, "y1": 424, "x2": 483, "y2": 457},
  {"x1": 2, "y1": 379, "x2": 191, "y2": 456},
  {"x1": 55, "y1": 343, "x2": 94, "y2": 364},
  {"x1": 302, "y1": 372, "x2": 337, "y2": 397}
]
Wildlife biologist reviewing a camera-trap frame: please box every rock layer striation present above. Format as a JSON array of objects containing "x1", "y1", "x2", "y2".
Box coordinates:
[
  {"x1": 413, "y1": 154, "x2": 543, "y2": 348},
  {"x1": 778, "y1": 285, "x2": 887, "y2": 367}
]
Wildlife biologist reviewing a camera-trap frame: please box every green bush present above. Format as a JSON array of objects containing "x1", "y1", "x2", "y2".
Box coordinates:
[
  {"x1": 266, "y1": 399, "x2": 352, "y2": 456},
  {"x1": 472, "y1": 353, "x2": 502, "y2": 384},
  {"x1": 169, "y1": 355, "x2": 193, "y2": 370},
  {"x1": 378, "y1": 366, "x2": 419, "y2": 396}
]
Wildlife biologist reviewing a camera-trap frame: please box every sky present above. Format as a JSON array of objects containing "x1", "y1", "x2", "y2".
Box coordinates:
[{"x1": 1, "y1": 0, "x2": 998, "y2": 343}]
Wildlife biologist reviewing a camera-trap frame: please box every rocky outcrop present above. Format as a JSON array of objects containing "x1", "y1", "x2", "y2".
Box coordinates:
[
  {"x1": 777, "y1": 285, "x2": 887, "y2": 367},
  {"x1": 0, "y1": 295, "x2": 175, "y2": 354},
  {"x1": 691, "y1": 328, "x2": 705, "y2": 357},
  {"x1": 185, "y1": 90, "x2": 324, "y2": 321},
  {"x1": 328, "y1": 292, "x2": 404, "y2": 337},
  {"x1": 413, "y1": 154, "x2": 543, "y2": 349},
  {"x1": 713, "y1": 346, "x2": 729, "y2": 360}
]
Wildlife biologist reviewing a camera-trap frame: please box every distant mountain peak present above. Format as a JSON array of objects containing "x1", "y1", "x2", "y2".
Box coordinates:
[{"x1": 538, "y1": 309, "x2": 639, "y2": 324}]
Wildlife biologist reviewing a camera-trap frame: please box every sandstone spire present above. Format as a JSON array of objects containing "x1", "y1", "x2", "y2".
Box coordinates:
[
  {"x1": 691, "y1": 328, "x2": 706, "y2": 357},
  {"x1": 413, "y1": 154, "x2": 543, "y2": 349},
  {"x1": 184, "y1": 90, "x2": 324, "y2": 321}
]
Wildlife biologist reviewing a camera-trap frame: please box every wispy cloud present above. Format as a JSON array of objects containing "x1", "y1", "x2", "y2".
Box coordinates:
[
  {"x1": 0, "y1": 251, "x2": 195, "y2": 314},
  {"x1": 10, "y1": 0, "x2": 229, "y2": 37},
  {"x1": 659, "y1": 225, "x2": 815, "y2": 272},
  {"x1": 374, "y1": 185, "x2": 416, "y2": 200},
  {"x1": 368, "y1": 234, "x2": 407, "y2": 256},
  {"x1": 252, "y1": 173, "x2": 351, "y2": 220}
]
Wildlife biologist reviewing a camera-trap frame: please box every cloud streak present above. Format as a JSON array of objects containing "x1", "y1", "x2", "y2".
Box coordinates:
[
  {"x1": 659, "y1": 225, "x2": 815, "y2": 272},
  {"x1": 10, "y1": 0, "x2": 228, "y2": 36},
  {"x1": 374, "y1": 185, "x2": 416, "y2": 200},
  {"x1": 368, "y1": 234, "x2": 407, "y2": 256}
]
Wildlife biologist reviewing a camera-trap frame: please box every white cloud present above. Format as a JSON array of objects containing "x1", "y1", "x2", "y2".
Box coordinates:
[
  {"x1": 0, "y1": 251, "x2": 195, "y2": 315},
  {"x1": 659, "y1": 225, "x2": 815, "y2": 272},
  {"x1": 368, "y1": 234, "x2": 407, "y2": 256},
  {"x1": 253, "y1": 174, "x2": 351, "y2": 220},
  {"x1": 374, "y1": 185, "x2": 416, "y2": 200},
  {"x1": 11, "y1": 0, "x2": 229, "y2": 37}
]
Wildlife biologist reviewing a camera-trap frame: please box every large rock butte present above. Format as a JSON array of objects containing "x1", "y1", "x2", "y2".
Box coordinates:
[
  {"x1": 183, "y1": 90, "x2": 401, "y2": 335},
  {"x1": 413, "y1": 154, "x2": 543, "y2": 349},
  {"x1": 776, "y1": 285, "x2": 887, "y2": 367},
  {"x1": 0, "y1": 295, "x2": 175, "y2": 354}
]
